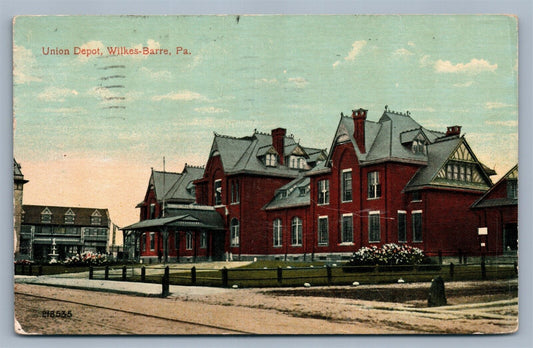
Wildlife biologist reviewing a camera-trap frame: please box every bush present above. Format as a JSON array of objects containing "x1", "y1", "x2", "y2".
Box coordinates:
[
  {"x1": 63, "y1": 251, "x2": 109, "y2": 266},
  {"x1": 343, "y1": 244, "x2": 425, "y2": 272}
]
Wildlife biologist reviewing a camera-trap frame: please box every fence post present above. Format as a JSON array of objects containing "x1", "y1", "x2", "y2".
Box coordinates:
[
  {"x1": 105, "y1": 266, "x2": 109, "y2": 280},
  {"x1": 277, "y1": 266, "x2": 283, "y2": 284},
  {"x1": 438, "y1": 250, "x2": 443, "y2": 265},
  {"x1": 28, "y1": 264, "x2": 33, "y2": 276},
  {"x1": 191, "y1": 266, "x2": 197, "y2": 285},
  {"x1": 89, "y1": 266, "x2": 94, "y2": 279},
  {"x1": 141, "y1": 266, "x2": 146, "y2": 282},
  {"x1": 38, "y1": 265, "x2": 43, "y2": 276},
  {"x1": 162, "y1": 274, "x2": 169, "y2": 297},
  {"x1": 164, "y1": 266, "x2": 170, "y2": 279},
  {"x1": 221, "y1": 267, "x2": 228, "y2": 287},
  {"x1": 514, "y1": 261, "x2": 518, "y2": 275},
  {"x1": 122, "y1": 266, "x2": 127, "y2": 281},
  {"x1": 481, "y1": 260, "x2": 487, "y2": 280},
  {"x1": 326, "y1": 265, "x2": 332, "y2": 285},
  {"x1": 449, "y1": 262, "x2": 454, "y2": 279},
  {"x1": 458, "y1": 249, "x2": 462, "y2": 264}
]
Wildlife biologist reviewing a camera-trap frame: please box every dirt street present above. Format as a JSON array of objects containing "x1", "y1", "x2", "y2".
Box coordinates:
[{"x1": 14, "y1": 280, "x2": 518, "y2": 335}]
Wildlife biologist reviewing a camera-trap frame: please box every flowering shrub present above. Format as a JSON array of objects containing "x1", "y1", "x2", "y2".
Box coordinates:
[
  {"x1": 63, "y1": 251, "x2": 108, "y2": 266},
  {"x1": 346, "y1": 244, "x2": 425, "y2": 266}
]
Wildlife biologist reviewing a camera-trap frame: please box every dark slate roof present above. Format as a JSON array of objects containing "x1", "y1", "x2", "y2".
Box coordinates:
[
  {"x1": 163, "y1": 165, "x2": 204, "y2": 203},
  {"x1": 472, "y1": 165, "x2": 518, "y2": 209},
  {"x1": 263, "y1": 175, "x2": 311, "y2": 210},
  {"x1": 152, "y1": 170, "x2": 182, "y2": 201},
  {"x1": 209, "y1": 130, "x2": 326, "y2": 177},
  {"x1": 22, "y1": 205, "x2": 109, "y2": 227},
  {"x1": 165, "y1": 205, "x2": 225, "y2": 230}
]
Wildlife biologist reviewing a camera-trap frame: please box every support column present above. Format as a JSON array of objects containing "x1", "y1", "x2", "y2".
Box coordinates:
[{"x1": 207, "y1": 230, "x2": 212, "y2": 262}]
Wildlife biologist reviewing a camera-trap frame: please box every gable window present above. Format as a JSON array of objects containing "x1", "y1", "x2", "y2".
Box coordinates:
[
  {"x1": 266, "y1": 153, "x2": 277, "y2": 167},
  {"x1": 341, "y1": 214, "x2": 353, "y2": 243},
  {"x1": 186, "y1": 232, "x2": 193, "y2": 250},
  {"x1": 291, "y1": 217, "x2": 302, "y2": 246},
  {"x1": 368, "y1": 171, "x2": 381, "y2": 199},
  {"x1": 507, "y1": 179, "x2": 518, "y2": 199},
  {"x1": 230, "y1": 218, "x2": 240, "y2": 247},
  {"x1": 412, "y1": 139, "x2": 426, "y2": 154},
  {"x1": 149, "y1": 204, "x2": 156, "y2": 219},
  {"x1": 64, "y1": 209, "x2": 75, "y2": 224},
  {"x1": 369, "y1": 211, "x2": 381, "y2": 243},
  {"x1": 412, "y1": 210, "x2": 423, "y2": 242},
  {"x1": 91, "y1": 215, "x2": 102, "y2": 225},
  {"x1": 317, "y1": 179, "x2": 330, "y2": 205},
  {"x1": 214, "y1": 179, "x2": 222, "y2": 205},
  {"x1": 150, "y1": 232, "x2": 155, "y2": 251},
  {"x1": 446, "y1": 162, "x2": 474, "y2": 182},
  {"x1": 231, "y1": 180, "x2": 240, "y2": 204},
  {"x1": 318, "y1": 216, "x2": 329, "y2": 246},
  {"x1": 342, "y1": 170, "x2": 352, "y2": 202},
  {"x1": 200, "y1": 231, "x2": 207, "y2": 249},
  {"x1": 273, "y1": 219, "x2": 283, "y2": 247},
  {"x1": 41, "y1": 209, "x2": 52, "y2": 224},
  {"x1": 298, "y1": 157, "x2": 306, "y2": 169},
  {"x1": 398, "y1": 211, "x2": 407, "y2": 243}
]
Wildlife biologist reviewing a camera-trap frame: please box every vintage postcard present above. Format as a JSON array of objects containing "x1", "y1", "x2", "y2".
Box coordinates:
[{"x1": 13, "y1": 15, "x2": 518, "y2": 335}]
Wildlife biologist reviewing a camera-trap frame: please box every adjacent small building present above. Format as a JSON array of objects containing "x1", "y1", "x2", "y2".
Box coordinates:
[
  {"x1": 20, "y1": 205, "x2": 110, "y2": 261},
  {"x1": 13, "y1": 159, "x2": 29, "y2": 259}
]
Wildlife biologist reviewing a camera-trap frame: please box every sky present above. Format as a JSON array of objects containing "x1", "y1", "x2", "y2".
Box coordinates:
[{"x1": 13, "y1": 15, "x2": 518, "y2": 230}]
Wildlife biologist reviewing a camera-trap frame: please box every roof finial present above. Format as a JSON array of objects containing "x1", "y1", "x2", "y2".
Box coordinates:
[
  {"x1": 341, "y1": 112, "x2": 344, "y2": 117},
  {"x1": 406, "y1": 110, "x2": 410, "y2": 116},
  {"x1": 385, "y1": 105, "x2": 388, "y2": 111}
]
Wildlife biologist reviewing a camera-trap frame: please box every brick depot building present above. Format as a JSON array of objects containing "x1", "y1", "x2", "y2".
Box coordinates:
[{"x1": 124, "y1": 107, "x2": 515, "y2": 262}]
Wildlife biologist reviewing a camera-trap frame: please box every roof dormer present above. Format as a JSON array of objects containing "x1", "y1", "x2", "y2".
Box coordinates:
[
  {"x1": 41, "y1": 207, "x2": 52, "y2": 224},
  {"x1": 64, "y1": 208, "x2": 76, "y2": 224}
]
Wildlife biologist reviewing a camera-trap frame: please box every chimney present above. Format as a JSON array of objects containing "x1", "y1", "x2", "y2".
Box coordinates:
[
  {"x1": 352, "y1": 108, "x2": 367, "y2": 153},
  {"x1": 446, "y1": 125, "x2": 461, "y2": 137},
  {"x1": 271, "y1": 128, "x2": 286, "y2": 164}
]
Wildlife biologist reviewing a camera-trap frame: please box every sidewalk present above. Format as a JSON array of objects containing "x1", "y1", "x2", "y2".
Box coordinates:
[{"x1": 14, "y1": 274, "x2": 231, "y2": 297}]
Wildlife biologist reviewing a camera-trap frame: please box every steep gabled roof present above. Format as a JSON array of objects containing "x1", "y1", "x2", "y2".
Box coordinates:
[
  {"x1": 472, "y1": 164, "x2": 518, "y2": 209},
  {"x1": 151, "y1": 170, "x2": 181, "y2": 201},
  {"x1": 208, "y1": 130, "x2": 325, "y2": 177},
  {"x1": 263, "y1": 175, "x2": 311, "y2": 210},
  {"x1": 163, "y1": 165, "x2": 204, "y2": 203}
]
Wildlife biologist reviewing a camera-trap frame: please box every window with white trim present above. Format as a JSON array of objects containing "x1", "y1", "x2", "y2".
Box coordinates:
[
  {"x1": 186, "y1": 231, "x2": 193, "y2": 250},
  {"x1": 318, "y1": 216, "x2": 329, "y2": 246},
  {"x1": 368, "y1": 171, "x2": 381, "y2": 199},
  {"x1": 368, "y1": 211, "x2": 381, "y2": 243},
  {"x1": 291, "y1": 217, "x2": 302, "y2": 246},
  {"x1": 273, "y1": 219, "x2": 282, "y2": 247},
  {"x1": 398, "y1": 211, "x2": 407, "y2": 243},
  {"x1": 266, "y1": 153, "x2": 277, "y2": 167},
  {"x1": 507, "y1": 179, "x2": 518, "y2": 199},
  {"x1": 342, "y1": 169, "x2": 352, "y2": 202},
  {"x1": 150, "y1": 232, "x2": 155, "y2": 251},
  {"x1": 230, "y1": 218, "x2": 240, "y2": 247},
  {"x1": 231, "y1": 180, "x2": 240, "y2": 204},
  {"x1": 341, "y1": 214, "x2": 353, "y2": 243},
  {"x1": 200, "y1": 231, "x2": 207, "y2": 249},
  {"x1": 317, "y1": 179, "x2": 329, "y2": 205},
  {"x1": 214, "y1": 179, "x2": 222, "y2": 205},
  {"x1": 412, "y1": 210, "x2": 423, "y2": 242}
]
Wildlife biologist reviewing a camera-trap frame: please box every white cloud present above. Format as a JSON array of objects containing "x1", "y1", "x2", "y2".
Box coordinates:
[
  {"x1": 485, "y1": 120, "x2": 518, "y2": 127},
  {"x1": 288, "y1": 77, "x2": 308, "y2": 88},
  {"x1": 256, "y1": 78, "x2": 278, "y2": 84},
  {"x1": 333, "y1": 40, "x2": 367, "y2": 68},
  {"x1": 408, "y1": 41, "x2": 416, "y2": 47},
  {"x1": 152, "y1": 90, "x2": 207, "y2": 102},
  {"x1": 393, "y1": 48, "x2": 414, "y2": 56},
  {"x1": 42, "y1": 107, "x2": 87, "y2": 114},
  {"x1": 434, "y1": 58, "x2": 498, "y2": 74},
  {"x1": 194, "y1": 106, "x2": 228, "y2": 114},
  {"x1": 485, "y1": 102, "x2": 514, "y2": 109},
  {"x1": 140, "y1": 67, "x2": 171, "y2": 80},
  {"x1": 13, "y1": 45, "x2": 42, "y2": 84},
  {"x1": 409, "y1": 107, "x2": 436, "y2": 113},
  {"x1": 75, "y1": 41, "x2": 106, "y2": 62},
  {"x1": 131, "y1": 39, "x2": 161, "y2": 60},
  {"x1": 419, "y1": 55, "x2": 432, "y2": 67},
  {"x1": 38, "y1": 87, "x2": 78, "y2": 102},
  {"x1": 453, "y1": 81, "x2": 474, "y2": 87}
]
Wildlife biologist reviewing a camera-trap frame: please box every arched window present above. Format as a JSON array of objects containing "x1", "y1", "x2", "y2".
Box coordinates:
[
  {"x1": 230, "y1": 218, "x2": 240, "y2": 247},
  {"x1": 273, "y1": 219, "x2": 282, "y2": 247},
  {"x1": 291, "y1": 217, "x2": 302, "y2": 246}
]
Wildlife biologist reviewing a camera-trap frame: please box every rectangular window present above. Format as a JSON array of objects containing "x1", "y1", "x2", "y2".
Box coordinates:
[
  {"x1": 231, "y1": 180, "x2": 240, "y2": 204},
  {"x1": 230, "y1": 219, "x2": 240, "y2": 247},
  {"x1": 369, "y1": 212, "x2": 381, "y2": 243},
  {"x1": 317, "y1": 179, "x2": 330, "y2": 205},
  {"x1": 186, "y1": 232, "x2": 193, "y2": 250},
  {"x1": 507, "y1": 180, "x2": 518, "y2": 199},
  {"x1": 41, "y1": 214, "x2": 51, "y2": 224},
  {"x1": 200, "y1": 231, "x2": 207, "y2": 249},
  {"x1": 150, "y1": 232, "x2": 155, "y2": 251},
  {"x1": 291, "y1": 217, "x2": 302, "y2": 246},
  {"x1": 266, "y1": 154, "x2": 277, "y2": 167},
  {"x1": 64, "y1": 215, "x2": 75, "y2": 224},
  {"x1": 342, "y1": 170, "x2": 352, "y2": 202},
  {"x1": 411, "y1": 191, "x2": 421, "y2": 201},
  {"x1": 214, "y1": 179, "x2": 222, "y2": 205},
  {"x1": 368, "y1": 171, "x2": 381, "y2": 199},
  {"x1": 398, "y1": 211, "x2": 407, "y2": 243},
  {"x1": 273, "y1": 219, "x2": 282, "y2": 247},
  {"x1": 413, "y1": 211, "x2": 423, "y2": 242},
  {"x1": 341, "y1": 214, "x2": 353, "y2": 243},
  {"x1": 149, "y1": 204, "x2": 156, "y2": 219},
  {"x1": 318, "y1": 216, "x2": 329, "y2": 246}
]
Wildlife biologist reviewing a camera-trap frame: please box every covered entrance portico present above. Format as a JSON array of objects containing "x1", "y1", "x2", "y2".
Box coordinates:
[{"x1": 122, "y1": 206, "x2": 226, "y2": 263}]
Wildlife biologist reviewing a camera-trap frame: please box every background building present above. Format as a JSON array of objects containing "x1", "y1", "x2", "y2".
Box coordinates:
[{"x1": 13, "y1": 159, "x2": 28, "y2": 259}]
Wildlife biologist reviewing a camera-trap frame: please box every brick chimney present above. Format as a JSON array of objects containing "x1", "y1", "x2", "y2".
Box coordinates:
[
  {"x1": 271, "y1": 128, "x2": 286, "y2": 164},
  {"x1": 446, "y1": 125, "x2": 461, "y2": 137},
  {"x1": 352, "y1": 108, "x2": 367, "y2": 153}
]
